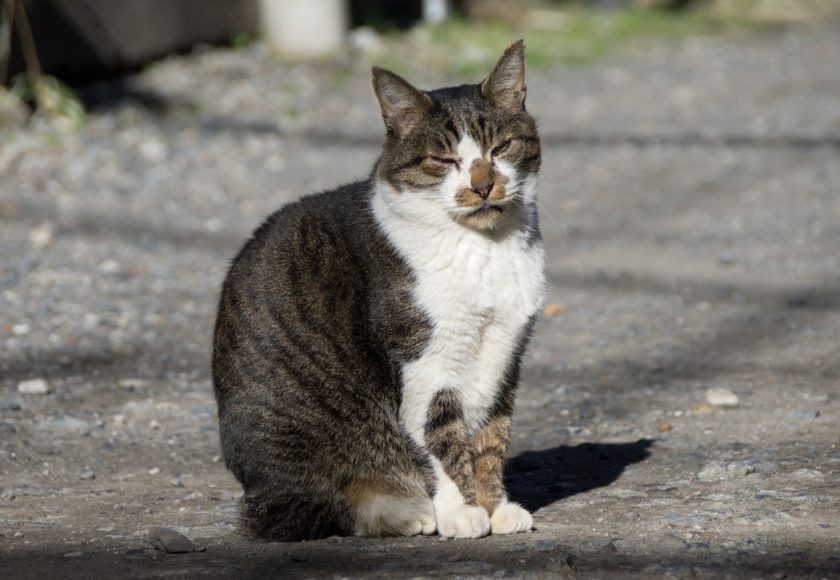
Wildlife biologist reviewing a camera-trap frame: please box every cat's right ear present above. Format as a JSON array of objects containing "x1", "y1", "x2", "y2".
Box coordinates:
[
  {"x1": 372, "y1": 67, "x2": 433, "y2": 136},
  {"x1": 481, "y1": 39, "x2": 526, "y2": 111}
]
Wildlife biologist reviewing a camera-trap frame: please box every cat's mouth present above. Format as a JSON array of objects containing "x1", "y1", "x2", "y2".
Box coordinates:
[{"x1": 470, "y1": 202, "x2": 503, "y2": 216}]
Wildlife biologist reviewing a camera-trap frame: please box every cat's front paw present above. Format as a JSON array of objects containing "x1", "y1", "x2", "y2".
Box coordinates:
[
  {"x1": 490, "y1": 501, "x2": 533, "y2": 535},
  {"x1": 436, "y1": 505, "x2": 491, "y2": 539}
]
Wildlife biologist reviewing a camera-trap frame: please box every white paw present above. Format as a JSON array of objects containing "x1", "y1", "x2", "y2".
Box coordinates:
[
  {"x1": 490, "y1": 502, "x2": 533, "y2": 535},
  {"x1": 405, "y1": 504, "x2": 437, "y2": 536},
  {"x1": 354, "y1": 495, "x2": 436, "y2": 537},
  {"x1": 436, "y1": 505, "x2": 491, "y2": 539}
]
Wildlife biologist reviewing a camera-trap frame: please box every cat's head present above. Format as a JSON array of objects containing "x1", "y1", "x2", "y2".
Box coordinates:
[{"x1": 372, "y1": 40, "x2": 540, "y2": 232}]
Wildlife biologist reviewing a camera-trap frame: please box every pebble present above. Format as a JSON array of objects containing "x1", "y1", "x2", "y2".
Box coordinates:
[
  {"x1": 705, "y1": 493, "x2": 735, "y2": 501},
  {"x1": 28, "y1": 223, "x2": 54, "y2": 248},
  {"x1": 791, "y1": 468, "x2": 824, "y2": 481},
  {"x1": 1, "y1": 490, "x2": 15, "y2": 500},
  {"x1": 17, "y1": 378, "x2": 51, "y2": 395},
  {"x1": 78, "y1": 470, "x2": 96, "y2": 480},
  {"x1": 149, "y1": 467, "x2": 161, "y2": 475},
  {"x1": 697, "y1": 460, "x2": 755, "y2": 482},
  {"x1": 148, "y1": 527, "x2": 196, "y2": 554},
  {"x1": 97, "y1": 259, "x2": 122, "y2": 274},
  {"x1": 11, "y1": 323, "x2": 30, "y2": 336},
  {"x1": 792, "y1": 409, "x2": 820, "y2": 420},
  {"x1": 697, "y1": 461, "x2": 727, "y2": 482},
  {"x1": 118, "y1": 378, "x2": 153, "y2": 390},
  {"x1": 726, "y1": 461, "x2": 756, "y2": 479},
  {"x1": 705, "y1": 387, "x2": 739, "y2": 407},
  {"x1": 37, "y1": 416, "x2": 91, "y2": 433}
]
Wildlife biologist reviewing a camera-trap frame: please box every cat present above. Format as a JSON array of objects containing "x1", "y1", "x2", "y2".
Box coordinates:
[{"x1": 212, "y1": 40, "x2": 545, "y2": 541}]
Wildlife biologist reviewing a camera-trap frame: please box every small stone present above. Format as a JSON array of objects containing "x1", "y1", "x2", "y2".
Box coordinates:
[
  {"x1": 169, "y1": 478, "x2": 184, "y2": 488},
  {"x1": 792, "y1": 409, "x2": 819, "y2": 420},
  {"x1": 725, "y1": 461, "x2": 756, "y2": 479},
  {"x1": 148, "y1": 527, "x2": 196, "y2": 554},
  {"x1": 656, "y1": 422, "x2": 673, "y2": 432},
  {"x1": 38, "y1": 416, "x2": 90, "y2": 433},
  {"x1": 1, "y1": 490, "x2": 15, "y2": 500},
  {"x1": 28, "y1": 223, "x2": 54, "y2": 248},
  {"x1": 97, "y1": 259, "x2": 121, "y2": 274},
  {"x1": 543, "y1": 304, "x2": 568, "y2": 316},
  {"x1": 118, "y1": 378, "x2": 152, "y2": 390},
  {"x1": 698, "y1": 460, "x2": 755, "y2": 482},
  {"x1": 11, "y1": 323, "x2": 29, "y2": 336},
  {"x1": 64, "y1": 551, "x2": 85, "y2": 559},
  {"x1": 705, "y1": 387, "x2": 739, "y2": 407},
  {"x1": 138, "y1": 139, "x2": 167, "y2": 162},
  {"x1": 697, "y1": 461, "x2": 728, "y2": 482},
  {"x1": 17, "y1": 378, "x2": 51, "y2": 395},
  {"x1": 79, "y1": 470, "x2": 96, "y2": 480},
  {"x1": 13, "y1": 532, "x2": 24, "y2": 538},
  {"x1": 693, "y1": 404, "x2": 714, "y2": 414},
  {"x1": 791, "y1": 469, "x2": 824, "y2": 481},
  {"x1": 149, "y1": 467, "x2": 161, "y2": 475}
]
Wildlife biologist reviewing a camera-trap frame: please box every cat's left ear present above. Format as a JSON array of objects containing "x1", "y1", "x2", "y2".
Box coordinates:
[
  {"x1": 372, "y1": 67, "x2": 433, "y2": 136},
  {"x1": 481, "y1": 39, "x2": 526, "y2": 111}
]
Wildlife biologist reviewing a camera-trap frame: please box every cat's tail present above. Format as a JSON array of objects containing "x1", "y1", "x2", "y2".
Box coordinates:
[{"x1": 239, "y1": 488, "x2": 348, "y2": 541}]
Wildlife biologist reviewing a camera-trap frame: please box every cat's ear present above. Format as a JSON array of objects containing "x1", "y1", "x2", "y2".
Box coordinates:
[
  {"x1": 372, "y1": 67, "x2": 433, "y2": 135},
  {"x1": 481, "y1": 39, "x2": 526, "y2": 111}
]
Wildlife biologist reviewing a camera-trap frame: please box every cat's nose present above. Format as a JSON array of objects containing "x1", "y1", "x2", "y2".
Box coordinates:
[{"x1": 471, "y1": 180, "x2": 494, "y2": 200}]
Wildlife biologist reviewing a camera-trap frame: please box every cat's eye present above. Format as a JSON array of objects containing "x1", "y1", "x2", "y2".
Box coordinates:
[
  {"x1": 429, "y1": 156, "x2": 460, "y2": 168},
  {"x1": 491, "y1": 140, "x2": 513, "y2": 157}
]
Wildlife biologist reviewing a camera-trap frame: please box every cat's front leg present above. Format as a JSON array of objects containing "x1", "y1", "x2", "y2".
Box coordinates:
[
  {"x1": 425, "y1": 389, "x2": 490, "y2": 539},
  {"x1": 473, "y1": 414, "x2": 533, "y2": 535}
]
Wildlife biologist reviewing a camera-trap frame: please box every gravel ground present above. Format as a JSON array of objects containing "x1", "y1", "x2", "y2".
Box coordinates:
[{"x1": 1, "y1": 24, "x2": 839, "y2": 579}]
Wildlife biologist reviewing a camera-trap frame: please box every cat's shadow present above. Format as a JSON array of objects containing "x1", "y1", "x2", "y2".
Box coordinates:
[{"x1": 505, "y1": 439, "x2": 653, "y2": 512}]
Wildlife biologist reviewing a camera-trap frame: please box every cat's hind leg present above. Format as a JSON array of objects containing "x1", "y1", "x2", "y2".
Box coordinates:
[
  {"x1": 346, "y1": 478, "x2": 436, "y2": 536},
  {"x1": 238, "y1": 481, "x2": 348, "y2": 541}
]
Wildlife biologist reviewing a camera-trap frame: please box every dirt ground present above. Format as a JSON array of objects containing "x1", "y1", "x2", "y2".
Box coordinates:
[{"x1": 1, "y1": 23, "x2": 839, "y2": 579}]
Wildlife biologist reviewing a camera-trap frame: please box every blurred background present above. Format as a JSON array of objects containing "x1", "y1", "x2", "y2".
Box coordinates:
[
  {"x1": 1, "y1": 1, "x2": 840, "y2": 576},
  {"x1": 2, "y1": 0, "x2": 840, "y2": 122}
]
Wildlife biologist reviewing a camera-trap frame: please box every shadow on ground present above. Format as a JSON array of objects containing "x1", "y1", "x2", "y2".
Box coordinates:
[{"x1": 506, "y1": 440, "x2": 653, "y2": 512}]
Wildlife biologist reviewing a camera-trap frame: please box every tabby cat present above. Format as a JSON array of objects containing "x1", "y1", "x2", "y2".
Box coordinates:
[{"x1": 212, "y1": 40, "x2": 545, "y2": 541}]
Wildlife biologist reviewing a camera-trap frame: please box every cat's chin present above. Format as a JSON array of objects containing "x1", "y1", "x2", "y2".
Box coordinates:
[{"x1": 460, "y1": 203, "x2": 505, "y2": 231}]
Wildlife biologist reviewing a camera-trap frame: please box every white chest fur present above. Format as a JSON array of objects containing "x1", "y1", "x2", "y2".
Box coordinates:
[{"x1": 371, "y1": 181, "x2": 546, "y2": 443}]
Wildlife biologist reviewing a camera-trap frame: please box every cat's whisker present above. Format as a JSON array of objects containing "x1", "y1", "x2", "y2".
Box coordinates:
[{"x1": 533, "y1": 200, "x2": 566, "y2": 243}]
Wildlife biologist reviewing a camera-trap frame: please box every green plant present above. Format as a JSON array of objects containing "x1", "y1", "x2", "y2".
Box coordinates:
[{"x1": 2, "y1": 0, "x2": 86, "y2": 127}]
